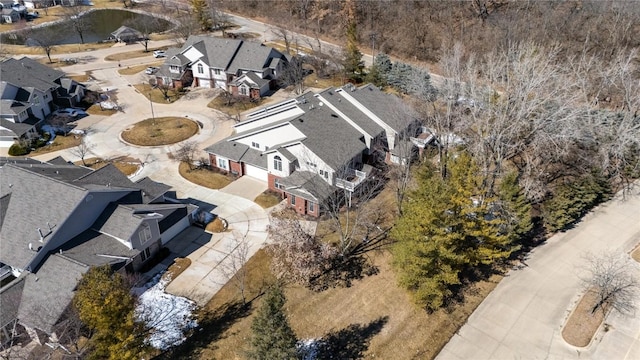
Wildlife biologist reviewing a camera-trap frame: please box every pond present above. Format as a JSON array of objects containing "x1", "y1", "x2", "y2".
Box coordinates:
[{"x1": 1, "y1": 9, "x2": 172, "y2": 45}]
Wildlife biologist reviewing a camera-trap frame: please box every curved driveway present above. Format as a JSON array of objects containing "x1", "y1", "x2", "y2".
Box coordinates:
[{"x1": 31, "y1": 40, "x2": 269, "y2": 306}]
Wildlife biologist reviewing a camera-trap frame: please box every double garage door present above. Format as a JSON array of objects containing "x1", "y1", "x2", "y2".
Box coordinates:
[{"x1": 244, "y1": 164, "x2": 268, "y2": 181}]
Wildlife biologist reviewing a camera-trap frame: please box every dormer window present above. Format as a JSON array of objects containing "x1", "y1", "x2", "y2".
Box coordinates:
[
  {"x1": 197, "y1": 63, "x2": 204, "y2": 74},
  {"x1": 251, "y1": 141, "x2": 260, "y2": 149},
  {"x1": 170, "y1": 65, "x2": 180, "y2": 73},
  {"x1": 214, "y1": 69, "x2": 221, "y2": 75}
]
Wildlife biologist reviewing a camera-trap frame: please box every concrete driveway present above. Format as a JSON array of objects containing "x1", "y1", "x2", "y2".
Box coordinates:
[
  {"x1": 220, "y1": 176, "x2": 268, "y2": 201},
  {"x1": 437, "y1": 189, "x2": 640, "y2": 360}
]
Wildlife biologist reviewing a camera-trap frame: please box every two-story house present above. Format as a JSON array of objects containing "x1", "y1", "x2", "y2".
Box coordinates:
[
  {"x1": 205, "y1": 84, "x2": 421, "y2": 216},
  {"x1": 0, "y1": 157, "x2": 197, "y2": 343},
  {"x1": 155, "y1": 35, "x2": 288, "y2": 99},
  {"x1": 0, "y1": 57, "x2": 85, "y2": 147}
]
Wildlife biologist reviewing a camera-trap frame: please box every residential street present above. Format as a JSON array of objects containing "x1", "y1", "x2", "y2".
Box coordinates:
[
  {"x1": 25, "y1": 39, "x2": 270, "y2": 306},
  {"x1": 437, "y1": 189, "x2": 640, "y2": 360}
]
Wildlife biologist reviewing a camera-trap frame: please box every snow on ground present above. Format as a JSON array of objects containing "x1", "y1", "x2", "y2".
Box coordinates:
[
  {"x1": 298, "y1": 339, "x2": 321, "y2": 360},
  {"x1": 133, "y1": 272, "x2": 198, "y2": 350}
]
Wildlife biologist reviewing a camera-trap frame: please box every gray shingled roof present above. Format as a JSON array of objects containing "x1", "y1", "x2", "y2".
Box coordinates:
[
  {"x1": 348, "y1": 84, "x2": 411, "y2": 132},
  {"x1": 17, "y1": 255, "x2": 89, "y2": 333},
  {"x1": 240, "y1": 147, "x2": 268, "y2": 169},
  {"x1": 0, "y1": 165, "x2": 88, "y2": 269},
  {"x1": 91, "y1": 203, "x2": 145, "y2": 241},
  {"x1": 110, "y1": 25, "x2": 143, "y2": 41},
  {"x1": 187, "y1": 35, "x2": 243, "y2": 69},
  {"x1": 0, "y1": 99, "x2": 29, "y2": 115},
  {"x1": 226, "y1": 42, "x2": 274, "y2": 74},
  {"x1": 18, "y1": 163, "x2": 94, "y2": 183},
  {"x1": 290, "y1": 105, "x2": 367, "y2": 169},
  {"x1": 55, "y1": 229, "x2": 139, "y2": 267},
  {"x1": 204, "y1": 139, "x2": 249, "y2": 162},
  {"x1": 229, "y1": 71, "x2": 269, "y2": 89},
  {"x1": 0, "y1": 117, "x2": 39, "y2": 137},
  {"x1": 135, "y1": 177, "x2": 171, "y2": 203},
  {"x1": 0, "y1": 275, "x2": 24, "y2": 328},
  {"x1": 277, "y1": 171, "x2": 334, "y2": 203},
  {"x1": 1, "y1": 57, "x2": 64, "y2": 92},
  {"x1": 317, "y1": 88, "x2": 385, "y2": 138}
]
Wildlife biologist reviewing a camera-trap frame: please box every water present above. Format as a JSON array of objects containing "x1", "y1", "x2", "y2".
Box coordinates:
[{"x1": 1, "y1": 9, "x2": 171, "y2": 45}]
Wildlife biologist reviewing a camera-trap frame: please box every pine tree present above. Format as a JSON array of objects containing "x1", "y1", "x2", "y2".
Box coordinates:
[
  {"x1": 190, "y1": 0, "x2": 211, "y2": 30},
  {"x1": 73, "y1": 266, "x2": 146, "y2": 360},
  {"x1": 249, "y1": 285, "x2": 298, "y2": 360},
  {"x1": 343, "y1": 20, "x2": 364, "y2": 82},
  {"x1": 373, "y1": 53, "x2": 393, "y2": 78},
  {"x1": 392, "y1": 153, "x2": 516, "y2": 311},
  {"x1": 498, "y1": 171, "x2": 533, "y2": 239}
]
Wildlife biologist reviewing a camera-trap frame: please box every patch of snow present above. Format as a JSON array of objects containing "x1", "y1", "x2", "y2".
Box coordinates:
[
  {"x1": 133, "y1": 273, "x2": 198, "y2": 350},
  {"x1": 297, "y1": 339, "x2": 321, "y2": 360}
]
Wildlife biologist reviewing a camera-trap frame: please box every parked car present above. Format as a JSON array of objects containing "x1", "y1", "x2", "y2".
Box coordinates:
[
  {"x1": 52, "y1": 108, "x2": 87, "y2": 118},
  {"x1": 153, "y1": 50, "x2": 166, "y2": 58},
  {"x1": 145, "y1": 66, "x2": 159, "y2": 75}
]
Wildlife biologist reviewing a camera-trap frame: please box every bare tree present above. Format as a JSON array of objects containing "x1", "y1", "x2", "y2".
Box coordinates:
[
  {"x1": 215, "y1": 232, "x2": 251, "y2": 304},
  {"x1": 124, "y1": 16, "x2": 161, "y2": 53},
  {"x1": 24, "y1": 27, "x2": 62, "y2": 63},
  {"x1": 581, "y1": 251, "x2": 639, "y2": 315},
  {"x1": 69, "y1": 136, "x2": 93, "y2": 166},
  {"x1": 174, "y1": 140, "x2": 198, "y2": 170},
  {"x1": 280, "y1": 56, "x2": 306, "y2": 95},
  {"x1": 267, "y1": 215, "x2": 338, "y2": 288},
  {"x1": 173, "y1": 7, "x2": 198, "y2": 42},
  {"x1": 62, "y1": 5, "x2": 90, "y2": 44},
  {"x1": 272, "y1": 27, "x2": 293, "y2": 55}
]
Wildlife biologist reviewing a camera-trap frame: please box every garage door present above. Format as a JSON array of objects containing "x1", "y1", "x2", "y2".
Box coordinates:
[
  {"x1": 199, "y1": 78, "x2": 211, "y2": 88},
  {"x1": 215, "y1": 80, "x2": 226, "y2": 89},
  {"x1": 244, "y1": 164, "x2": 269, "y2": 181}
]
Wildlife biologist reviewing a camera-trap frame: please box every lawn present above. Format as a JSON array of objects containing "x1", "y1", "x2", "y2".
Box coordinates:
[
  {"x1": 178, "y1": 162, "x2": 234, "y2": 189},
  {"x1": 162, "y1": 258, "x2": 192, "y2": 285},
  {"x1": 134, "y1": 83, "x2": 185, "y2": 104},
  {"x1": 67, "y1": 71, "x2": 93, "y2": 82},
  {"x1": 121, "y1": 117, "x2": 198, "y2": 146},
  {"x1": 105, "y1": 46, "x2": 168, "y2": 62},
  {"x1": 562, "y1": 289, "x2": 606, "y2": 347},
  {"x1": 118, "y1": 61, "x2": 163, "y2": 76},
  {"x1": 207, "y1": 95, "x2": 264, "y2": 115},
  {"x1": 162, "y1": 248, "x2": 502, "y2": 360},
  {"x1": 29, "y1": 134, "x2": 81, "y2": 155},
  {"x1": 77, "y1": 156, "x2": 141, "y2": 176},
  {"x1": 205, "y1": 218, "x2": 227, "y2": 233},
  {"x1": 253, "y1": 190, "x2": 282, "y2": 208},
  {"x1": 86, "y1": 103, "x2": 118, "y2": 116}
]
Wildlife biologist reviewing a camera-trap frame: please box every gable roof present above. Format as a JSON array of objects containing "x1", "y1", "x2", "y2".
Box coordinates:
[
  {"x1": 0, "y1": 117, "x2": 38, "y2": 137},
  {"x1": 277, "y1": 171, "x2": 334, "y2": 203},
  {"x1": 111, "y1": 25, "x2": 143, "y2": 40},
  {"x1": 317, "y1": 88, "x2": 385, "y2": 138},
  {"x1": 91, "y1": 203, "x2": 145, "y2": 242},
  {"x1": 289, "y1": 104, "x2": 367, "y2": 169},
  {"x1": 1, "y1": 57, "x2": 64, "y2": 93},
  {"x1": 55, "y1": 229, "x2": 139, "y2": 267},
  {"x1": 186, "y1": 35, "x2": 243, "y2": 69},
  {"x1": 0, "y1": 164, "x2": 88, "y2": 269},
  {"x1": 346, "y1": 84, "x2": 411, "y2": 132},
  {"x1": 226, "y1": 41, "x2": 274, "y2": 74},
  {"x1": 17, "y1": 255, "x2": 89, "y2": 333},
  {"x1": 230, "y1": 71, "x2": 270, "y2": 89}
]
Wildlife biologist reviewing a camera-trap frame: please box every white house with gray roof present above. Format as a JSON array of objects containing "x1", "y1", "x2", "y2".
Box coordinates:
[
  {"x1": 0, "y1": 157, "x2": 197, "y2": 343},
  {"x1": 155, "y1": 35, "x2": 288, "y2": 99},
  {"x1": 0, "y1": 57, "x2": 85, "y2": 147},
  {"x1": 205, "y1": 83, "x2": 421, "y2": 217}
]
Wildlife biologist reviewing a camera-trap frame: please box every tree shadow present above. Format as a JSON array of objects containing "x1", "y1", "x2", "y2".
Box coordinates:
[
  {"x1": 308, "y1": 254, "x2": 379, "y2": 292},
  {"x1": 153, "y1": 300, "x2": 252, "y2": 359},
  {"x1": 314, "y1": 316, "x2": 388, "y2": 359}
]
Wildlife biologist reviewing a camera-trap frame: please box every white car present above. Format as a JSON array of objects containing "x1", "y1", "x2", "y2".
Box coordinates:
[
  {"x1": 52, "y1": 108, "x2": 87, "y2": 118},
  {"x1": 145, "y1": 66, "x2": 159, "y2": 75},
  {"x1": 153, "y1": 50, "x2": 166, "y2": 58}
]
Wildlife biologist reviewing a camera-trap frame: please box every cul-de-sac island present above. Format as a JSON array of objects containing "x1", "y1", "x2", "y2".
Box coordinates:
[{"x1": 1, "y1": 1, "x2": 639, "y2": 359}]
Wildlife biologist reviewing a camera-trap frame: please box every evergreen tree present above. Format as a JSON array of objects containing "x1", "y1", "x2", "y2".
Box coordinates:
[
  {"x1": 343, "y1": 20, "x2": 364, "y2": 82},
  {"x1": 387, "y1": 62, "x2": 412, "y2": 93},
  {"x1": 190, "y1": 0, "x2": 211, "y2": 30},
  {"x1": 498, "y1": 171, "x2": 533, "y2": 239},
  {"x1": 249, "y1": 285, "x2": 298, "y2": 360},
  {"x1": 373, "y1": 53, "x2": 393, "y2": 78},
  {"x1": 392, "y1": 153, "x2": 516, "y2": 311},
  {"x1": 73, "y1": 266, "x2": 146, "y2": 360}
]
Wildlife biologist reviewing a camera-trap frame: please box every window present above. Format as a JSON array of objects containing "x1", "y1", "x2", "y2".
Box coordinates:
[
  {"x1": 33, "y1": 94, "x2": 40, "y2": 105},
  {"x1": 290, "y1": 195, "x2": 296, "y2": 205},
  {"x1": 308, "y1": 202, "x2": 315, "y2": 212},
  {"x1": 214, "y1": 69, "x2": 221, "y2": 75},
  {"x1": 240, "y1": 86, "x2": 248, "y2": 96},
  {"x1": 140, "y1": 247, "x2": 151, "y2": 262},
  {"x1": 251, "y1": 142, "x2": 260, "y2": 149},
  {"x1": 218, "y1": 158, "x2": 227, "y2": 169},
  {"x1": 275, "y1": 179, "x2": 284, "y2": 190},
  {"x1": 324, "y1": 171, "x2": 329, "y2": 179},
  {"x1": 306, "y1": 161, "x2": 317, "y2": 167},
  {"x1": 139, "y1": 225, "x2": 152, "y2": 245},
  {"x1": 197, "y1": 63, "x2": 204, "y2": 74},
  {"x1": 274, "y1": 155, "x2": 282, "y2": 171}
]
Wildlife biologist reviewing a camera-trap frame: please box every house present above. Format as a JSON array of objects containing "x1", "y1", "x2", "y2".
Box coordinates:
[
  {"x1": 110, "y1": 25, "x2": 144, "y2": 43},
  {"x1": 0, "y1": 157, "x2": 198, "y2": 343},
  {"x1": 0, "y1": 57, "x2": 85, "y2": 147},
  {"x1": 1, "y1": 7, "x2": 19, "y2": 23},
  {"x1": 155, "y1": 35, "x2": 288, "y2": 99},
  {"x1": 205, "y1": 83, "x2": 422, "y2": 216}
]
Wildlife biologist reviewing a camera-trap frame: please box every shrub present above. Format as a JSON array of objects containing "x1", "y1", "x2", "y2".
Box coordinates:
[
  {"x1": 542, "y1": 173, "x2": 612, "y2": 232},
  {"x1": 8, "y1": 143, "x2": 29, "y2": 156}
]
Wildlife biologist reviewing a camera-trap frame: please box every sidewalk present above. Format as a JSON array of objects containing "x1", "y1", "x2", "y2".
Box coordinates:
[{"x1": 437, "y1": 188, "x2": 640, "y2": 360}]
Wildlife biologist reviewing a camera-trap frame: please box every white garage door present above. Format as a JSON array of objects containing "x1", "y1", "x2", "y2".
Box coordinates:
[
  {"x1": 244, "y1": 164, "x2": 269, "y2": 181},
  {"x1": 215, "y1": 80, "x2": 226, "y2": 89},
  {"x1": 199, "y1": 78, "x2": 211, "y2": 88}
]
